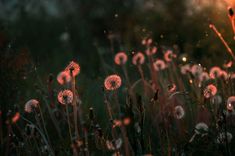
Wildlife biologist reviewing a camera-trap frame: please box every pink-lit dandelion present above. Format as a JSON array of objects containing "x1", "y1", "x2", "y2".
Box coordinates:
[
  {"x1": 227, "y1": 96, "x2": 235, "y2": 111},
  {"x1": 65, "y1": 61, "x2": 80, "y2": 77},
  {"x1": 142, "y1": 38, "x2": 152, "y2": 46},
  {"x1": 209, "y1": 66, "x2": 222, "y2": 79},
  {"x1": 199, "y1": 72, "x2": 210, "y2": 82},
  {"x1": 219, "y1": 70, "x2": 228, "y2": 80},
  {"x1": 180, "y1": 64, "x2": 191, "y2": 74},
  {"x1": 132, "y1": 52, "x2": 145, "y2": 65},
  {"x1": 145, "y1": 46, "x2": 157, "y2": 56},
  {"x1": 104, "y1": 74, "x2": 122, "y2": 91},
  {"x1": 114, "y1": 52, "x2": 128, "y2": 65},
  {"x1": 191, "y1": 64, "x2": 203, "y2": 76},
  {"x1": 164, "y1": 50, "x2": 176, "y2": 62},
  {"x1": 174, "y1": 105, "x2": 185, "y2": 119},
  {"x1": 223, "y1": 60, "x2": 233, "y2": 68},
  {"x1": 153, "y1": 59, "x2": 167, "y2": 71},
  {"x1": 25, "y1": 99, "x2": 39, "y2": 113},
  {"x1": 57, "y1": 90, "x2": 73, "y2": 105},
  {"x1": 57, "y1": 71, "x2": 71, "y2": 85},
  {"x1": 203, "y1": 84, "x2": 217, "y2": 98}
]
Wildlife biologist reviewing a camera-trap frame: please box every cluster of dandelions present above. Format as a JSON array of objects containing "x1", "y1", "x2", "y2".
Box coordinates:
[{"x1": 17, "y1": 37, "x2": 235, "y2": 155}]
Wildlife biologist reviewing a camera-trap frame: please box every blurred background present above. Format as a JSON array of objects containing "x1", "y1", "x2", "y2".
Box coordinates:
[{"x1": 1, "y1": 0, "x2": 235, "y2": 117}]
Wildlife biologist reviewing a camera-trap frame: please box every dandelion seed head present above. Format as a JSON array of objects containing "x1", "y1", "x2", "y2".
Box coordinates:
[
  {"x1": 195, "y1": 122, "x2": 208, "y2": 134},
  {"x1": 199, "y1": 72, "x2": 210, "y2": 82},
  {"x1": 132, "y1": 52, "x2": 145, "y2": 65},
  {"x1": 57, "y1": 71, "x2": 71, "y2": 85},
  {"x1": 164, "y1": 50, "x2": 176, "y2": 62},
  {"x1": 174, "y1": 105, "x2": 185, "y2": 119},
  {"x1": 57, "y1": 90, "x2": 73, "y2": 105},
  {"x1": 216, "y1": 132, "x2": 233, "y2": 144},
  {"x1": 114, "y1": 52, "x2": 128, "y2": 65},
  {"x1": 104, "y1": 74, "x2": 122, "y2": 91},
  {"x1": 191, "y1": 64, "x2": 203, "y2": 76},
  {"x1": 153, "y1": 59, "x2": 167, "y2": 71},
  {"x1": 209, "y1": 66, "x2": 221, "y2": 79},
  {"x1": 227, "y1": 96, "x2": 235, "y2": 111},
  {"x1": 203, "y1": 84, "x2": 217, "y2": 98},
  {"x1": 145, "y1": 46, "x2": 157, "y2": 56},
  {"x1": 65, "y1": 61, "x2": 80, "y2": 77},
  {"x1": 181, "y1": 64, "x2": 191, "y2": 74},
  {"x1": 25, "y1": 99, "x2": 39, "y2": 113}
]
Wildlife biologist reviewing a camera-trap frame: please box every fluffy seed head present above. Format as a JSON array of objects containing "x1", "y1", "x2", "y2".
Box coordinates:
[
  {"x1": 104, "y1": 74, "x2": 122, "y2": 91},
  {"x1": 114, "y1": 52, "x2": 128, "y2": 65},
  {"x1": 57, "y1": 90, "x2": 73, "y2": 105}
]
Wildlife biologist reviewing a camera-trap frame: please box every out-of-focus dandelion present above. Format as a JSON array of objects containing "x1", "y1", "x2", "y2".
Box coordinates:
[
  {"x1": 132, "y1": 52, "x2": 145, "y2": 65},
  {"x1": 164, "y1": 50, "x2": 176, "y2": 62},
  {"x1": 142, "y1": 38, "x2": 152, "y2": 46},
  {"x1": 57, "y1": 71, "x2": 71, "y2": 85},
  {"x1": 25, "y1": 99, "x2": 39, "y2": 113},
  {"x1": 227, "y1": 96, "x2": 235, "y2": 111},
  {"x1": 65, "y1": 61, "x2": 80, "y2": 77},
  {"x1": 203, "y1": 84, "x2": 217, "y2": 98},
  {"x1": 219, "y1": 70, "x2": 228, "y2": 80},
  {"x1": 153, "y1": 59, "x2": 167, "y2": 71},
  {"x1": 216, "y1": 132, "x2": 233, "y2": 144},
  {"x1": 106, "y1": 138, "x2": 123, "y2": 150},
  {"x1": 211, "y1": 95, "x2": 222, "y2": 105},
  {"x1": 199, "y1": 72, "x2": 210, "y2": 82},
  {"x1": 191, "y1": 64, "x2": 203, "y2": 76},
  {"x1": 209, "y1": 66, "x2": 221, "y2": 79},
  {"x1": 174, "y1": 105, "x2": 185, "y2": 119},
  {"x1": 104, "y1": 74, "x2": 122, "y2": 91},
  {"x1": 114, "y1": 52, "x2": 128, "y2": 65},
  {"x1": 181, "y1": 64, "x2": 191, "y2": 74},
  {"x1": 57, "y1": 90, "x2": 73, "y2": 105},
  {"x1": 12, "y1": 112, "x2": 20, "y2": 123},
  {"x1": 195, "y1": 122, "x2": 208, "y2": 134},
  {"x1": 145, "y1": 46, "x2": 157, "y2": 56}
]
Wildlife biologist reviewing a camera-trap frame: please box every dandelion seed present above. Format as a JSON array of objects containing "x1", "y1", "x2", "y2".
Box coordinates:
[
  {"x1": 216, "y1": 132, "x2": 233, "y2": 144},
  {"x1": 181, "y1": 64, "x2": 191, "y2": 74},
  {"x1": 174, "y1": 105, "x2": 185, "y2": 119},
  {"x1": 195, "y1": 122, "x2": 208, "y2": 134},
  {"x1": 203, "y1": 84, "x2": 217, "y2": 98},
  {"x1": 164, "y1": 50, "x2": 176, "y2": 62},
  {"x1": 132, "y1": 52, "x2": 145, "y2": 65},
  {"x1": 153, "y1": 59, "x2": 167, "y2": 71},
  {"x1": 104, "y1": 74, "x2": 122, "y2": 91},
  {"x1": 209, "y1": 66, "x2": 221, "y2": 79},
  {"x1": 57, "y1": 90, "x2": 73, "y2": 105},
  {"x1": 25, "y1": 99, "x2": 39, "y2": 113},
  {"x1": 114, "y1": 52, "x2": 128, "y2": 65},
  {"x1": 65, "y1": 61, "x2": 80, "y2": 77},
  {"x1": 57, "y1": 71, "x2": 71, "y2": 85},
  {"x1": 227, "y1": 96, "x2": 235, "y2": 111}
]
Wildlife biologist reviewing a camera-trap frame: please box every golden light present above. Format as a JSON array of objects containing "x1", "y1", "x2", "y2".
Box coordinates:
[{"x1": 182, "y1": 56, "x2": 187, "y2": 62}]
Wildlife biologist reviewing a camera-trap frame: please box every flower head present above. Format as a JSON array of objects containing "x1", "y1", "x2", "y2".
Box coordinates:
[
  {"x1": 203, "y1": 84, "x2": 217, "y2": 98},
  {"x1": 174, "y1": 105, "x2": 185, "y2": 119},
  {"x1": 57, "y1": 90, "x2": 73, "y2": 105},
  {"x1": 114, "y1": 52, "x2": 128, "y2": 65},
  {"x1": 191, "y1": 64, "x2": 203, "y2": 76},
  {"x1": 216, "y1": 132, "x2": 233, "y2": 144},
  {"x1": 142, "y1": 38, "x2": 152, "y2": 46},
  {"x1": 195, "y1": 122, "x2": 208, "y2": 134},
  {"x1": 104, "y1": 74, "x2": 122, "y2": 91},
  {"x1": 180, "y1": 64, "x2": 191, "y2": 74},
  {"x1": 65, "y1": 61, "x2": 80, "y2": 77},
  {"x1": 145, "y1": 46, "x2": 157, "y2": 56},
  {"x1": 25, "y1": 99, "x2": 39, "y2": 113},
  {"x1": 164, "y1": 50, "x2": 176, "y2": 62},
  {"x1": 132, "y1": 52, "x2": 145, "y2": 65},
  {"x1": 199, "y1": 72, "x2": 210, "y2": 82},
  {"x1": 153, "y1": 59, "x2": 167, "y2": 71},
  {"x1": 219, "y1": 70, "x2": 228, "y2": 80},
  {"x1": 227, "y1": 96, "x2": 235, "y2": 111},
  {"x1": 209, "y1": 66, "x2": 221, "y2": 79},
  {"x1": 57, "y1": 71, "x2": 71, "y2": 85}
]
